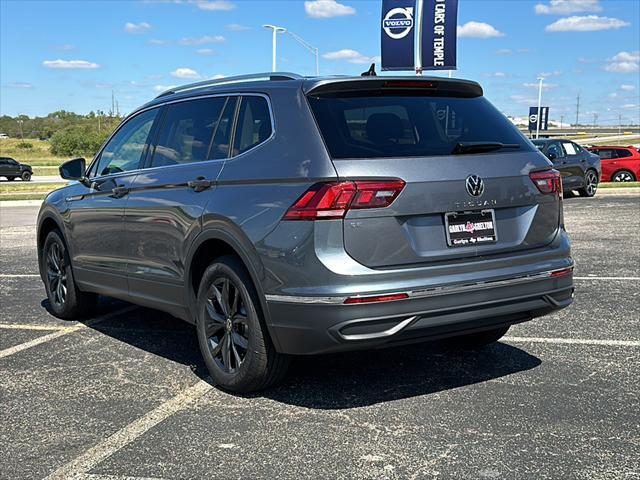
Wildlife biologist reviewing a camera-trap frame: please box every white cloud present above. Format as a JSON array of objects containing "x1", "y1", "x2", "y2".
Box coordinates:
[
  {"x1": 171, "y1": 68, "x2": 201, "y2": 79},
  {"x1": 484, "y1": 72, "x2": 508, "y2": 78},
  {"x1": 197, "y1": 0, "x2": 235, "y2": 11},
  {"x1": 196, "y1": 48, "x2": 215, "y2": 56},
  {"x1": 323, "y1": 49, "x2": 379, "y2": 64},
  {"x1": 153, "y1": 84, "x2": 176, "y2": 93},
  {"x1": 42, "y1": 59, "x2": 100, "y2": 69},
  {"x1": 605, "y1": 51, "x2": 639, "y2": 73},
  {"x1": 620, "y1": 84, "x2": 636, "y2": 91},
  {"x1": 305, "y1": 0, "x2": 355, "y2": 19},
  {"x1": 226, "y1": 23, "x2": 250, "y2": 31},
  {"x1": 523, "y1": 82, "x2": 559, "y2": 89},
  {"x1": 211, "y1": 74, "x2": 225, "y2": 79},
  {"x1": 538, "y1": 70, "x2": 563, "y2": 77},
  {"x1": 124, "y1": 22, "x2": 151, "y2": 34},
  {"x1": 178, "y1": 35, "x2": 225, "y2": 45},
  {"x1": 534, "y1": 0, "x2": 602, "y2": 15},
  {"x1": 149, "y1": 38, "x2": 169, "y2": 45},
  {"x1": 3, "y1": 82, "x2": 33, "y2": 89},
  {"x1": 510, "y1": 95, "x2": 536, "y2": 104},
  {"x1": 52, "y1": 44, "x2": 75, "y2": 51},
  {"x1": 545, "y1": 15, "x2": 629, "y2": 32},
  {"x1": 457, "y1": 21, "x2": 504, "y2": 39},
  {"x1": 622, "y1": 104, "x2": 637, "y2": 109}
]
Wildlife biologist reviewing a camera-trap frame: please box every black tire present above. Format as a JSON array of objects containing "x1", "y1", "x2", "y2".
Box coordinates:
[
  {"x1": 7, "y1": 176, "x2": 15, "y2": 181},
  {"x1": 612, "y1": 170, "x2": 636, "y2": 182},
  {"x1": 21, "y1": 171, "x2": 31, "y2": 181},
  {"x1": 196, "y1": 255, "x2": 289, "y2": 393},
  {"x1": 42, "y1": 229, "x2": 97, "y2": 319},
  {"x1": 578, "y1": 169, "x2": 598, "y2": 197},
  {"x1": 448, "y1": 326, "x2": 510, "y2": 349}
]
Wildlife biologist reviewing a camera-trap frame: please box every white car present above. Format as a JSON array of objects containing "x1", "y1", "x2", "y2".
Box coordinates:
[{"x1": 0, "y1": 134, "x2": 10, "y2": 139}]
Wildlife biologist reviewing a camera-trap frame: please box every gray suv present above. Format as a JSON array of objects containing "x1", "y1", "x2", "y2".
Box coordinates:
[{"x1": 37, "y1": 73, "x2": 574, "y2": 392}]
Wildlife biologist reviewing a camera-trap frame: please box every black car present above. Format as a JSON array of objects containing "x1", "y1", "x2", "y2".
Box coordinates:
[
  {"x1": 531, "y1": 139, "x2": 601, "y2": 197},
  {"x1": 0, "y1": 157, "x2": 32, "y2": 181}
]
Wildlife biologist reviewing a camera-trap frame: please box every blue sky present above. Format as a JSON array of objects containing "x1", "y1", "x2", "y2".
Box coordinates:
[{"x1": 1, "y1": 0, "x2": 639, "y2": 125}]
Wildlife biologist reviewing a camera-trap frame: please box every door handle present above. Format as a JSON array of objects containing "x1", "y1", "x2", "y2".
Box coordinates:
[
  {"x1": 110, "y1": 185, "x2": 129, "y2": 198},
  {"x1": 188, "y1": 176, "x2": 212, "y2": 192}
]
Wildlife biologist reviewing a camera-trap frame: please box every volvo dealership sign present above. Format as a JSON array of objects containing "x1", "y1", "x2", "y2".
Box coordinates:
[
  {"x1": 529, "y1": 106, "x2": 550, "y2": 132},
  {"x1": 381, "y1": 0, "x2": 458, "y2": 72}
]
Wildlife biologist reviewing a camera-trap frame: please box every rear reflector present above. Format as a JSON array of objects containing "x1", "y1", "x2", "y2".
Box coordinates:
[
  {"x1": 344, "y1": 293, "x2": 409, "y2": 304},
  {"x1": 550, "y1": 267, "x2": 573, "y2": 278},
  {"x1": 284, "y1": 179, "x2": 405, "y2": 220},
  {"x1": 530, "y1": 169, "x2": 562, "y2": 195}
]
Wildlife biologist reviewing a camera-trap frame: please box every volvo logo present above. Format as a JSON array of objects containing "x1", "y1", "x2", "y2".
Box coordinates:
[
  {"x1": 382, "y1": 7, "x2": 414, "y2": 40},
  {"x1": 465, "y1": 175, "x2": 484, "y2": 197}
]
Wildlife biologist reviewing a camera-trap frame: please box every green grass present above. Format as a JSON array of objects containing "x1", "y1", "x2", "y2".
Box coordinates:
[
  {"x1": 599, "y1": 182, "x2": 640, "y2": 188},
  {"x1": 0, "y1": 193, "x2": 48, "y2": 201},
  {"x1": 0, "y1": 138, "x2": 69, "y2": 166},
  {"x1": 33, "y1": 166, "x2": 61, "y2": 176},
  {"x1": 0, "y1": 182, "x2": 66, "y2": 194}
]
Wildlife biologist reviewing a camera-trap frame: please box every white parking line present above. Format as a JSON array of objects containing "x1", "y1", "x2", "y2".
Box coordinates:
[
  {"x1": 0, "y1": 274, "x2": 40, "y2": 278},
  {"x1": 75, "y1": 474, "x2": 167, "y2": 480},
  {"x1": 45, "y1": 379, "x2": 213, "y2": 480},
  {"x1": 0, "y1": 323, "x2": 66, "y2": 331},
  {"x1": 574, "y1": 276, "x2": 640, "y2": 280},
  {"x1": 0, "y1": 306, "x2": 137, "y2": 360},
  {"x1": 504, "y1": 336, "x2": 640, "y2": 347}
]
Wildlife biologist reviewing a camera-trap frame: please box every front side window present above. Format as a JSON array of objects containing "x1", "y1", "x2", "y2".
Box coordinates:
[
  {"x1": 232, "y1": 96, "x2": 272, "y2": 156},
  {"x1": 150, "y1": 97, "x2": 226, "y2": 167},
  {"x1": 93, "y1": 108, "x2": 158, "y2": 177}
]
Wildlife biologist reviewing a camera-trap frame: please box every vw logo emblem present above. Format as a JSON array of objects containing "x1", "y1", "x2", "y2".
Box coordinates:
[
  {"x1": 382, "y1": 7, "x2": 414, "y2": 40},
  {"x1": 465, "y1": 175, "x2": 484, "y2": 197}
]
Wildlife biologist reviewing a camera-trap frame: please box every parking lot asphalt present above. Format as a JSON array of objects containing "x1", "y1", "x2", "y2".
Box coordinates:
[{"x1": 1, "y1": 194, "x2": 639, "y2": 480}]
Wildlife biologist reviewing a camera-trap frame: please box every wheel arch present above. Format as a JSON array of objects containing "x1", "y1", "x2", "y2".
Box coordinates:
[
  {"x1": 612, "y1": 169, "x2": 636, "y2": 182},
  {"x1": 37, "y1": 213, "x2": 66, "y2": 281}
]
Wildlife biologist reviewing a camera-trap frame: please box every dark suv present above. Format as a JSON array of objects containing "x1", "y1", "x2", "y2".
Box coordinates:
[
  {"x1": 38, "y1": 73, "x2": 574, "y2": 392},
  {"x1": 0, "y1": 156, "x2": 32, "y2": 181}
]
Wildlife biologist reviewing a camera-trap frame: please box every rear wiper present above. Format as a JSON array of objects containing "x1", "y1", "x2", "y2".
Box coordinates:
[{"x1": 452, "y1": 142, "x2": 521, "y2": 155}]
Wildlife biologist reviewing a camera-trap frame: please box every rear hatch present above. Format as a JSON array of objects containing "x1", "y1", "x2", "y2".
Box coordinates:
[{"x1": 305, "y1": 78, "x2": 561, "y2": 269}]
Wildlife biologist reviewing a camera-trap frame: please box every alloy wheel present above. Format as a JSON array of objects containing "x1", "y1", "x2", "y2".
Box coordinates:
[
  {"x1": 46, "y1": 242, "x2": 67, "y2": 306},
  {"x1": 613, "y1": 171, "x2": 634, "y2": 182},
  {"x1": 204, "y1": 277, "x2": 249, "y2": 373},
  {"x1": 585, "y1": 171, "x2": 598, "y2": 196}
]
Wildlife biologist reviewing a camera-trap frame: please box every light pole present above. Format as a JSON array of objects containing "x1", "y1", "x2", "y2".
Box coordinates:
[
  {"x1": 287, "y1": 30, "x2": 320, "y2": 76},
  {"x1": 535, "y1": 76, "x2": 544, "y2": 139},
  {"x1": 263, "y1": 24, "x2": 286, "y2": 72}
]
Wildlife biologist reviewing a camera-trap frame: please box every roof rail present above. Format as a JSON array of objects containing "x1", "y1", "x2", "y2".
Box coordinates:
[{"x1": 155, "y1": 72, "x2": 303, "y2": 98}]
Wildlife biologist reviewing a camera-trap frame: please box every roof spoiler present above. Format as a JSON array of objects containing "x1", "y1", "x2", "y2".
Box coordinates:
[{"x1": 304, "y1": 77, "x2": 483, "y2": 98}]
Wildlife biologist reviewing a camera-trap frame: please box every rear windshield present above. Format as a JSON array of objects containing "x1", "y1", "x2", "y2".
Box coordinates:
[{"x1": 307, "y1": 95, "x2": 532, "y2": 159}]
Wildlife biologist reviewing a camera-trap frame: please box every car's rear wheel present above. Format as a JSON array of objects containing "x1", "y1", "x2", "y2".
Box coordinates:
[
  {"x1": 196, "y1": 255, "x2": 289, "y2": 393},
  {"x1": 21, "y1": 171, "x2": 31, "y2": 181},
  {"x1": 612, "y1": 170, "x2": 636, "y2": 182},
  {"x1": 42, "y1": 230, "x2": 97, "y2": 319},
  {"x1": 578, "y1": 169, "x2": 598, "y2": 197},
  {"x1": 448, "y1": 326, "x2": 510, "y2": 349}
]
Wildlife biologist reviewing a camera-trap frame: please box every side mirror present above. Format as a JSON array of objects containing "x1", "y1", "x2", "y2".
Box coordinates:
[
  {"x1": 59, "y1": 157, "x2": 90, "y2": 186},
  {"x1": 547, "y1": 152, "x2": 557, "y2": 161}
]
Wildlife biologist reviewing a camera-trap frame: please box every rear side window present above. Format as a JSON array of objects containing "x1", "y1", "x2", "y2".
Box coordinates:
[
  {"x1": 232, "y1": 96, "x2": 272, "y2": 156},
  {"x1": 150, "y1": 97, "x2": 226, "y2": 167},
  {"x1": 307, "y1": 95, "x2": 531, "y2": 159},
  {"x1": 616, "y1": 149, "x2": 632, "y2": 158},
  {"x1": 597, "y1": 149, "x2": 616, "y2": 159}
]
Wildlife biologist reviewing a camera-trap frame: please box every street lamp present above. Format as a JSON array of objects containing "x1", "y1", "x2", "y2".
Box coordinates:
[
  {"x1": 287, "y1": 30, "x2": 319, "y2": 76},
  {"x1": 535, "y1": 76, "x2": 544, "y2": 139},
  {"x1": 263, "y1": 24, "x2": 286, "y2": 72}
]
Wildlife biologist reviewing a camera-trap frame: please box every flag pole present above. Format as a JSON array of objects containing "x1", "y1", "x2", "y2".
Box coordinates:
[{"x1": 414, "y1": 0, "x2": 424, "y2": 76}]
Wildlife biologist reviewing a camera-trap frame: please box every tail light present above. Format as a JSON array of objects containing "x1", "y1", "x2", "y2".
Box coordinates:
[
  {"x1": 550, "y1": 267, "x2": 573, "y2": 278},
  {"x1": 344, "y1": 292, "x2": 409, "y2": 304},
  {"x1": 530, "y1": 169, "x2": 562, "y2": 195},
  {"x1": 284, "y1": 179, "x2": 405, "y2": 220}
]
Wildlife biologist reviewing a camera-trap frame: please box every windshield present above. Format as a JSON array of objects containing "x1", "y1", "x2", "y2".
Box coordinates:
[{"x1": 307, "y1": 94, "x2": 533, "y2": 159}]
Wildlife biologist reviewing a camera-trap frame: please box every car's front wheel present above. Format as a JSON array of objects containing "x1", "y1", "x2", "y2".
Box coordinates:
[
  {"x1": 42, "y1": 230, "x2": 96, "y2": 319},
  {"x1": 578, "y1": 169, "x2": 598, "y2": 197},
  {"x1": 448, "y1": 326, "x2": 510, "y2": 349},
  {"x1": 612, "y1": 170, "x2": 636, "y2": 182},
  {"x1": 21, "y1": 171, "x2": 31, "y2": 181},
  {"x1": 196, "y1": 256, "x2": 289, "y2": 393}
]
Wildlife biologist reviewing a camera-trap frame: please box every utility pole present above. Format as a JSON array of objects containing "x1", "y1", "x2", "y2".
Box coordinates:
[
  {"x1": 575, "y1": 93, "x2": 580, "y2": 126},
  {"x1": 560, "y1": 114, "x2": 565, "y2": 129},
  {"x1": 618, "y1": 114, "x2": 622, "y2": 135},
  {"x1": 535, "y1": 77, "x2": 544, "y2": 139},
  {"x1": 593, "y1": 112, "x2": 598, "y2": 127},
  {"x1": 263, "y1": 24, "x2": 286, "y2": 72},
  {"x1": 111, "y1": 90, "x2": 115, "y2": 117}
]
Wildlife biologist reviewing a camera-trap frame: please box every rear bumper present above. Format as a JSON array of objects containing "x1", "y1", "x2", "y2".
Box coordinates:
[{"x1": 266, "y1": 270, "x2": 573, "y2": 355}]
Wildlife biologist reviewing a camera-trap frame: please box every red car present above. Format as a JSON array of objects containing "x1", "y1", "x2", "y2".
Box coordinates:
[{"x1": 587, "y1": 146, "x2": 640, "y2": 182}]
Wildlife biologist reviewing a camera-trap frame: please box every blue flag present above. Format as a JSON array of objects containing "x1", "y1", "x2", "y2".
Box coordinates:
[
  {"x1": 420, "y1": 0, "x2": 458, "y2": 70},
  {"x1": 381, "y1": 0, "x2": 416, "y2": 71}
]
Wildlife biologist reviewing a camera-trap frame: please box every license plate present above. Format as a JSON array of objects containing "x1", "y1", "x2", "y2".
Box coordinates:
[{"x1": 444, "y1": 210, "x2": 497, "y2": 247}]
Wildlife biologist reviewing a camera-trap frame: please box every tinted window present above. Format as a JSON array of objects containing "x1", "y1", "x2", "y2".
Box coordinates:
[
  {"x1": 232, "y1": 96, "x2": 272, "y2": 156},
  {"x1": 150, "y1": 97, "x2": 225, "y2": 167},
  {"x1": 597, "y1": 149, "x2": 616, "y2": 159},
  {"x1": 307, "y1": 95, "x2": 531, "y2": 159},
  {"x1": 548, "y1": 142, "x2": 565, "y2": 158},
  {"x1": 210, "y1": 97, "x2": 237, "y2": 160},
  {"x1": 93, "y1": 108, "x2": 158, "y2": 177},
  {"x1": 616, "y1": 149, "x2": 632, "y2": 158}
]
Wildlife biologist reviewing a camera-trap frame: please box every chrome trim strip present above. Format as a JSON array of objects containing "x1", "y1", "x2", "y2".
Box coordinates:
[
  {"x1": 339, "y1": 316, "x2": 419, "y2": 341},
  {"x1": 265, "y1": 268, "x2": 572, "y2": 305}
]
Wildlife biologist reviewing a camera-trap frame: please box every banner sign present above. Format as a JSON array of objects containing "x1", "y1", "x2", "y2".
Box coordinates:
[
  {"x1": 529, "y1": 107, "x2": 550, "y2": 131},
  {"x1": 420, "y1": 0, "x2": 458, "y2": 70},
  {"x1": 381, "y1": 0, "x2": 416, "y2": 71}
]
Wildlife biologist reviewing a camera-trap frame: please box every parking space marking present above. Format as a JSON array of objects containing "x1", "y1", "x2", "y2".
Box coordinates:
[
  {"x1": 504, "y1": 336, "x2": 640, "y2": 347},
  {"x1": 76, "y1": 474, "x2": 166, "y2": 480},
  {"x1": 0, "y1": 274, "x2": 40, "y2": 278},
  {"x1": 574, "y1": 276, "x2": 640, "y2": 280},
  {"x1": 0, "y1": 323, "x2": 66, "y2": 331},
  {"x1": 0, "y1": 305, "x2": 138, "y2": 360},
  {"x1": 45, "y1": 379, "x2": 213, "y2": 480}
]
